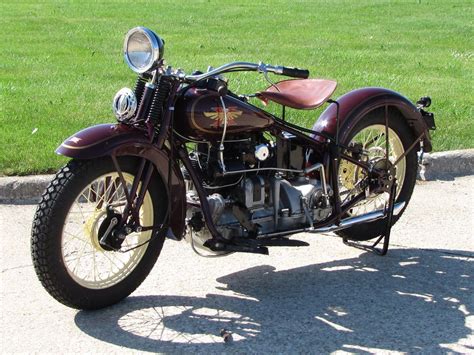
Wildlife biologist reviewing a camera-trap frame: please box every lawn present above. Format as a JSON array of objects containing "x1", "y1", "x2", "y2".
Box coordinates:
[{"x1": 1, "y1": 0, "x2": 472, "y2": 175}]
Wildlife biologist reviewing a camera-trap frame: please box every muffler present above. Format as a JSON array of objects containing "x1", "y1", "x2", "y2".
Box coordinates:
[{"x1": 311, "y1": 202, "x2": 406, "y2": 233}]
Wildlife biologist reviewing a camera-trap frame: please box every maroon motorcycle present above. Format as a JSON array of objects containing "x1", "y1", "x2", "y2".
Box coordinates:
[{"x1": 31, "y1": 27, "x2": 435, "y2": 310}]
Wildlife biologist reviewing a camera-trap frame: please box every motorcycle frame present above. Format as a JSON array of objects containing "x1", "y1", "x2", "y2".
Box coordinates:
[
  {"x1": 57, "y1": 71, "x2": 430, "y2": 248},
  {"x1": 110, "y1": 77, "x2": 424, "y2": 246}
]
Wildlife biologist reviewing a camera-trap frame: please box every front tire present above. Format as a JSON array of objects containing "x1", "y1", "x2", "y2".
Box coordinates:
[
  {"x1": 31, "y1": 157, "x2": 167, "y2": 310},
  {"x1": 336, "y1": 110, "x2": 418, "y2": 241}
]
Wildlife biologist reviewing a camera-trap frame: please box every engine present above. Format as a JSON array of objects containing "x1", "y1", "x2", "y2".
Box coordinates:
[{"x1": 184, "y1": 132, "x2": 332, "y2": 250}]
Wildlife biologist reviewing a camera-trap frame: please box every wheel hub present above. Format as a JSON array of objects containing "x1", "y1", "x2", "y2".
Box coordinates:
[
  {"x1": 97, "y1": 209, "x2": 123, "y2": 251},
  {"x1": 370, "y1": 158, "x2": 396, "y2": 194}
]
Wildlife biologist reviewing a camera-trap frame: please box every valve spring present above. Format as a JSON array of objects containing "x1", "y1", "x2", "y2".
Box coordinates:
[
  {"x1": 147, "y1": 76, "x2": 172, "y2": 125},
  {"x1": 133, "y1": 76, "x2": 147, "y2": 107}
]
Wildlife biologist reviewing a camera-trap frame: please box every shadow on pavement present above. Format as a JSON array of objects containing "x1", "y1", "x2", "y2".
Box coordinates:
[{"x1": 75, "y1": 248, "x2": 473, "y2": 353}]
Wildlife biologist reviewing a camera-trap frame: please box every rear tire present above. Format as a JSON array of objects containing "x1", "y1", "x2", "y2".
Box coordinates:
[
  {"x1": 336, "y1": 110, "x2": 418, "y2": 241},
  {"x1": 31, "y1": 157, "x2": 167, "y2": 310}
]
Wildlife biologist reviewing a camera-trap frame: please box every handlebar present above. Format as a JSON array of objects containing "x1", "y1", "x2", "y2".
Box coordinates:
[{"x1": 184, "y1": 61, "x2": 309, "y2": 82}]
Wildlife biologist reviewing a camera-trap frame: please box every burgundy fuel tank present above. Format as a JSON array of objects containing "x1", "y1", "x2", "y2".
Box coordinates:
[{"x1": 175, "y1": 88, "x2": 274, "y2": 140}]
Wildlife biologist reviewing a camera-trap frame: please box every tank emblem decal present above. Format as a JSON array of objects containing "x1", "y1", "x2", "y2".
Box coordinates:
[{"x1": 203, "y1": 106, "x2": 242, "y2": 128}]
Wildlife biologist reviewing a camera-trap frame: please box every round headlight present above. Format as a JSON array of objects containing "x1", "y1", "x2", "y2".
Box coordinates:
[{"x1": 123, "y1": 27, "x2": 164, "y2": 74}]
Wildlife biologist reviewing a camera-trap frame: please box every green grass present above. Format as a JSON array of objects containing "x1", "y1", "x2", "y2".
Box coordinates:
[{"x1": 1, "y1": 0, "x2": 472, "y2": 175}]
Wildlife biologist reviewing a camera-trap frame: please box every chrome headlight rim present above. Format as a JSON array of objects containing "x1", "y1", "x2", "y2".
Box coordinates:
[{"x1": 123, "y1": 27, "x2": 164, "y2": 74}]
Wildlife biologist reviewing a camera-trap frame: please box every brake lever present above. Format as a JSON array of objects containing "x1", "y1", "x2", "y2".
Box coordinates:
[{"x1": 258, "y1": 62, "x2": 281, "y2": 92}]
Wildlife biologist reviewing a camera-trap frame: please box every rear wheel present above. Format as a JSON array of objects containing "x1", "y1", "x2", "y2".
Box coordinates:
[
  {"x1": 336, "y1": 110, "x2": 418, "y2": 241},
  {"x1": 31, "y1": 157, "x2": 167, "y2": 309}
]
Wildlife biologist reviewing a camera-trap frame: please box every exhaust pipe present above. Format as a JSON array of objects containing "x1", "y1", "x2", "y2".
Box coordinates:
[
  {"x1": 251, "y1": 202, "x2": 406, "y2": 239},
  {"x1": 311, "y1": 202, "x2": 406, "y2": 233}
]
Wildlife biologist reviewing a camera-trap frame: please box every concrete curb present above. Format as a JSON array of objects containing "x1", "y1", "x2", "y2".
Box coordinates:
[
  {"x1": 419, "y1": 149, "x2": 474, "y2": 181},
  {"x1": 0, "y1": 175, "x2": 54, "y2": 203},
  {"x1": 0, "y1": 149, "x2": 473, "y2": 202}
]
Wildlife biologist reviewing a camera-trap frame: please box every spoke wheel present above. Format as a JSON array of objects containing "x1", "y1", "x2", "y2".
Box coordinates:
[
  {"x1": 336, "y1": 110, "x2": 418, "y2": 241},
  {"x1": 31, "y1": 157, "x2": 167, "y2": 310},
  {"x1": 61, "y1": 172, "x2": 153, "y2": 289}
]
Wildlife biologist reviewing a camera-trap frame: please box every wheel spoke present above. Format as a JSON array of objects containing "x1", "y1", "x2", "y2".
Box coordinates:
[
  {"x1": 102, "y1": 251, "x2": 126, "y2": 270},
  {"x1": 78, "y1": 187, "x2": 93, "y2": 205},
  {"x1": 92, "y1": 250, "x2": 97, "y2": 282},
  {"x1": 373, "y1": 133, "x2": 385, "y2": 150},
  {"x1": 108, "y1": 178, "x2": 125, "y2": 204},
  {"x1": 70, "y1": 242, "x2": 89, "y2": 274},
  {"x1": 95, "y1": 177, "x2": 116, "y2": 209},
  {"x1": 73, "y1": 200, "x2": 87, "y2": 224},
  {"x1": 64, "y1": 230, "x2": 86, "y2": 242}
]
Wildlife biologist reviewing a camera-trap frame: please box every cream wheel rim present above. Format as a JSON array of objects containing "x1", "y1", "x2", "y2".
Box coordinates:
[
  {"x1": 340, "y1": 124, "x2": 406, "y2": 216},
  {"x1": 61, "y1": 172, "x2": 154, "y2": 289}
]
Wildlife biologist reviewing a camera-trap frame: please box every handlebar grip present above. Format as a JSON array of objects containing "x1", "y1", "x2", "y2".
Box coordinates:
[{"x1": 281, "y1": 66, "x2": 310, "y2": 79}]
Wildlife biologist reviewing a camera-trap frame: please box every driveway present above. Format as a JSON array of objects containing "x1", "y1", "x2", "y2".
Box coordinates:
[{"x1": 1, "y1": 176, "x2": 473, "y2": 353}]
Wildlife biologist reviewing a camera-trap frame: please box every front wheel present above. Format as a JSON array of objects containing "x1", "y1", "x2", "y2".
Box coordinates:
[
  {"x1": 31, "y1": 157, "x2": 167, "y2": 310},
  {"x1": 336, "y1": 110, "x2": 418, "y2": 241}
]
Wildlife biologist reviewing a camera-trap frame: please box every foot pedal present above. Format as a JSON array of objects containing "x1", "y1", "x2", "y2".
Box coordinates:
[
  {"x1": 259, "y1": 239, "x2": 309, "y2": 247},
  {"x1": 204, "y1": 239, "x2": 269, "y2": 255},
  {"x1": 223, "y1": 244, "x2": 269, "y2": 255}
]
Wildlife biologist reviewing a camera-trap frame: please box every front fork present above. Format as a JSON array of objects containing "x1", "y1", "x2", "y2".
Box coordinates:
[
  {"x1": 99, "y1": 76, "x2": 182, "y2": 250},
  {"x1": 98, "y1": 155, "x2": 157, "y2": 251}
]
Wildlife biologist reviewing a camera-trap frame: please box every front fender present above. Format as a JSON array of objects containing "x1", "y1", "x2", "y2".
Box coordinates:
[
  {"x1": 312, "y1": 87, "x2": 432, "y2": 152},
  {"x1": 57, "y1": 123, "x2": 148, "y2": 159},
  {"x1": 57, "y1": 123, "x2": 186, "y2": 239}
]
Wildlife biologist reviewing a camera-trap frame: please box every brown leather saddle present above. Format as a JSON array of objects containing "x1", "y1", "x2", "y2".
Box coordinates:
[{"x1": 257, "y1": 79, "x2": 337, "y2": 110}]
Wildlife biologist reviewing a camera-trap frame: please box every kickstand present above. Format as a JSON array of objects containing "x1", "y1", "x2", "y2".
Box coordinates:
[{"x1": 343, "y1": 180, "x2": 397, "y2": 256}]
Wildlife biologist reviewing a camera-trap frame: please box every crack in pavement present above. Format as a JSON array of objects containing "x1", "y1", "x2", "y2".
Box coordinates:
[{"x1": 1, "y1": 264, "x2": 33, "y2": 273}]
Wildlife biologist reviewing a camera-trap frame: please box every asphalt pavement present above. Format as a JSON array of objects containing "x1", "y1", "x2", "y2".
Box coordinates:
[{"x1": 1, "y1": 176, "x2": 473, "y2": 354}]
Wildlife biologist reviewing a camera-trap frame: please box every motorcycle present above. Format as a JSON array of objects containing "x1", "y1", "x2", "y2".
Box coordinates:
[{"x1": 31, "y1": 27, "x2": 436, "y2": 310}]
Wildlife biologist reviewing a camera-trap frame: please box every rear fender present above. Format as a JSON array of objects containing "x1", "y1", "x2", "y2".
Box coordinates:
[
  {"x1": 57, "y1": 123, "x2": 186, "y2": 239},
  {"x1": 312, "y1": 87, "x2": 432, "y2": 152}
]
